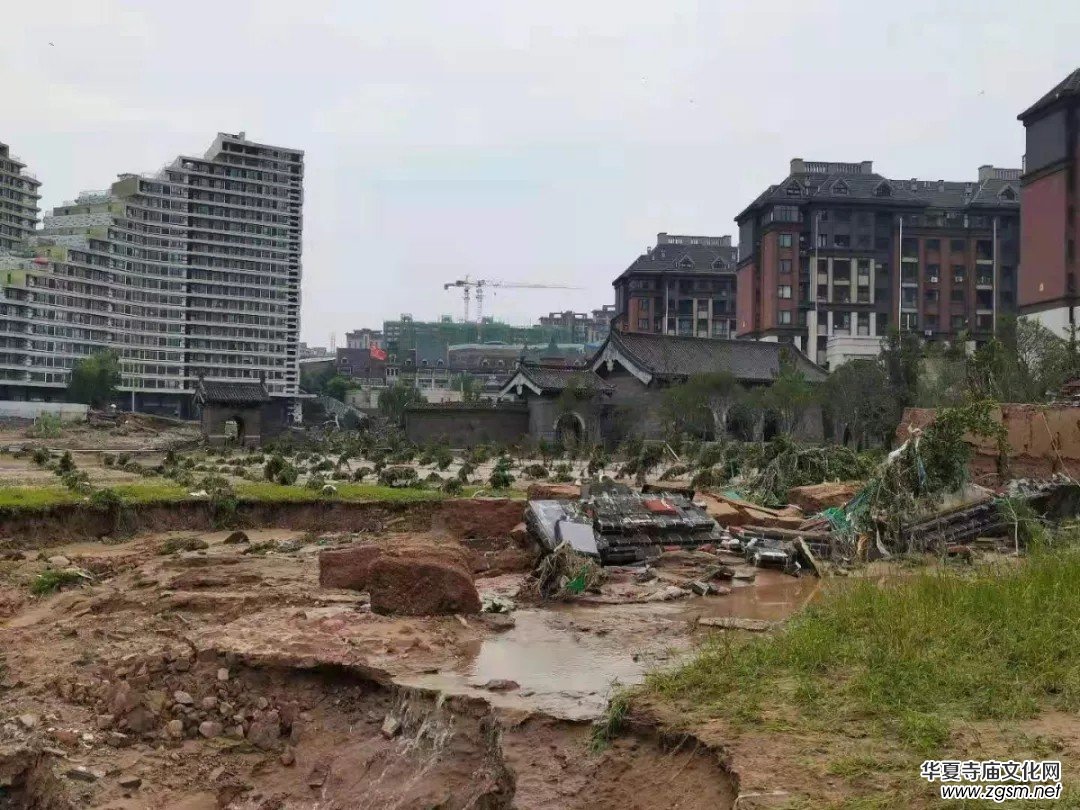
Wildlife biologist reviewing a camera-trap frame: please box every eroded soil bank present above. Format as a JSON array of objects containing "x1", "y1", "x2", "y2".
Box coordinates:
[{"x1": 0, "y1": 502, "x2": 766, "y2": 808}]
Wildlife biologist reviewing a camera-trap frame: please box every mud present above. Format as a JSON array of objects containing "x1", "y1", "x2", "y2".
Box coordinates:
[
  {"x1": 0, "y1": 497, "x2": 524, "y2": 549},
  {"x1": 0, "y1": 500, "x2": 821, "y2": 808}
]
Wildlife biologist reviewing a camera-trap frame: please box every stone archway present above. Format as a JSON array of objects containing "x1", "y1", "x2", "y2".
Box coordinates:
[
  {"x1": 223, "y1": 413, "x2": 246, "y2": 445},
  {"x1": 554, "y1": 411, "x2": 585, "y2": 450}
]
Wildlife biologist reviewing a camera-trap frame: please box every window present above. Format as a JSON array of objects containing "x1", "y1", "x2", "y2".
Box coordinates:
[
  {"x1": 927, "y1": 264, "x2": 940, "y2": 283},
  {"x1": 797, "y1": 310, "x2": 807, "y2": 326},
  {"x1": 637, "y1": 319, "x2": 649, "y2": 330},
  {"x1": 786, "y1": 181, "x2": 802, "y2": 196},
  {"x1": 833, "y1": 180, "x2": 849, "y2": 195},
  {"x1": 874, "y1": 182, "x2": 892, "y2": 197},
  {"x1": 834, "y1": 312, "x2": 851, "y2": 333},
  {"x1": 901, "y1": 237, "x2": 918, "y2": 258},
  {"x1": 772, "y1": 205, "x2": 800, "y2": 222},
  {"x1": 779, "y1": 259, "x2": 792, "y2": 274},
  {"x1": 952, "y1": 314, "x2": 966, "y2": 330},
  {"x1": 778, "y1": 310, "x2": 792, "y2": 325},
  {"x1": 924, "y1": 314, "x2": 938, "y2": 330},
  {"x1": 778, "y1": 285, "x2": 792, "y2": 299},
  {"x1": 778, "y1": 233, "x2": 793, "y2": 248},
  {"x1": 925, "y1": 289, "x2": 939, "y2": 303},
  {"x1": 834, "y1": 234, "x2": 851, "y2": 248},
  {"x1": 950, "y1": 238, "x2": 966, "y2": 252},
  {"x1": 999, "y1": 187, "x2": 1016, "y2": 201},
  {"x1": 926, "y1": 238, "x2": 940, "y2": 251},
  {"x1": 953, "y1": 265, "x2": 966, "y2": 283},
  {"x1": 639, "y1": 298, "x2": 649, "y2": 312},
  {"x1": 900, "y1": 312, "x2": 918, "y2": 330},
  {"x1": 817, "y1": 233, "x2": 828, "y2": 248},
  {"x1": 951, "y1": 289, "x2": 965, "y2": 303}
]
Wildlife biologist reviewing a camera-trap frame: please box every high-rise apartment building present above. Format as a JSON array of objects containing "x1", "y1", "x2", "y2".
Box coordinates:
[
  {"x1": 0, "y1": 132, "x2": 302, "y2": 415},
  {"x1": 735, "y1": 159, "x2": 1020, "y2": 367},
  {"x1": 612, "y1": 233, "x2": 738, "y2": 339},
  {"x1": 537, "y1": 306, "x2": 615, "y2": 344},
  {"x1": 0, "y1": 142, "x2": 41, "y2": 252},
  {"x1": 1018, "y1": 67, "x2": 1080, "y2": 336}
]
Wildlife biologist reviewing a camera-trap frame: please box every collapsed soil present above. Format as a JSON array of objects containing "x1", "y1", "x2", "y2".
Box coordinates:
[{"x1": 0, "y1": 507, "x2": 753, "y2": 808}]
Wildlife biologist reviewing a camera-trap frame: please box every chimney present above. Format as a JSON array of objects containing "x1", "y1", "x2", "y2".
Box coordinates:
[
  {"x1": 938, "y1": 180, "x2": 945, "y2": 191},
  {"x1": 656, "y1": 232, "x2": 669, "y2": 244},
  {"x1": 790, "y1": 158, "x2": 806, "y2": 174},
  {"x1": 978, "y1": 165, "x2": 993, "y2": 182},
  {"x1": 860, "y1": 161, "x2": 873, "y2": 174},
  {"x1": 720, "y1": 235, "x2": 732, "y2": 247},
  {"x1": 910, "y1": 178, "x2": 918, "y2": 190}
]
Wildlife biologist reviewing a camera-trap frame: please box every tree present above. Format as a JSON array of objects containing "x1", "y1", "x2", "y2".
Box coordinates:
[
  {"x1": 378, "y1": 382, "x2": 424, "y2": 426},
  {"x1": 823, "y1": 360, "x2": 893, "y2": 448},
  {"x1": 661, "y1": 372, "x2": 744, "y2": 440},
  {"x1": 67, "y1": 350, "x2": 121, "y2": 408},
  {"x1": 324, "y1": 374, "x2": 357, "y2": 402},
  {"x1": 879, "y1": 329, "x2": 922, "y2": 410},
  {"x1": 760, "y1": 366, "x2": 817, "y2": 435},
  {"x1": 454, "y1": 374, "x2": 482, "y2": 403}
]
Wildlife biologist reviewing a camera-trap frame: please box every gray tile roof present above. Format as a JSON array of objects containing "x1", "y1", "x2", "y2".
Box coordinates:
[
  {"x1": 1019, "y1": 67, "x2": 1080, "y2": 121},
  {"x1": 615, "y1": 242, "x2": 738, "y2": 282},
  {"x1": 737, "y1": 167, "x2": 1019, "y2": 221},
  {"x1": 517, "y1": 364, "x2": 612, "y2": 393},
  {"x1": 604, "y1": 331, "x2": 826, "y2": 384},
  {"x1": 195, "y1": 380, "x2": 270, "y2": 405}
]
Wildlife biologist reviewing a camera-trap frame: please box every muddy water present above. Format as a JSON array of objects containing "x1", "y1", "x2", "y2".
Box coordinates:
[
  {"x1": 687, "y1": 569, "x2": 823, "y2": 622},
  {"x1": 402, "y1": 572, "x2": 819, "y2": 721}
]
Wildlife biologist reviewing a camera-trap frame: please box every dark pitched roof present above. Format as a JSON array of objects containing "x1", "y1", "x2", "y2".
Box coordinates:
[
  {"x1": 520, "y1": 365, "x2": 612, "y2": 393},
  {"x1": 1019, "y1": 67, "x2": 1080, "y2": 121},
  {"x1": 195, "y1": 380, "x2": 270, "y2": 405},
  {"x1": 499, "y1": 364, "x2": 612, "y2": 397},
  {"x1": 599, "y1": 331, "x2": 826, "y2": 384},
  {"x1": 737, "y1": 166, "x2": 1020, "y2": 221},
  {"x1": 615, "y1": 242, "x2": 738, "y2": 282}
]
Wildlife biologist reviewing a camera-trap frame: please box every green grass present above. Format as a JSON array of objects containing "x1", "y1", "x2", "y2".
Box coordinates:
[
  {"x1": 30, "y1": 568, "x2": 90, "y2": 595},
  {"x1": 642, "y1": 546, "x2": 1080, "y2": 756}
]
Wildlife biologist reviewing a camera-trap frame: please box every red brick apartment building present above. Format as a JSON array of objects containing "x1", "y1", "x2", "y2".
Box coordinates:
[
  {"x1": 1018, "y1": 67, "x2": 1080, "y2": 336},
  {"x1": 735, "y1": 159, "x2": 1020, "y2": 367}
]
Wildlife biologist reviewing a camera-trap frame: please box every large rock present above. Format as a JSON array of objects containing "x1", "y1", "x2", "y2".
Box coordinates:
[
  {"x1": 788, "y1": 481, "x2": 860, "y2": 514},
  {"x1": 318, "y1": 545, "x2": 382, "y2": 590},
  {"x1": 367, "y1": 546, "x2": 480, "y2": 616}
]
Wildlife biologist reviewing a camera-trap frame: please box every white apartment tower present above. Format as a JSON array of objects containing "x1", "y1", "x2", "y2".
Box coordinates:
[
  {"x1": 0, "y1": 133, "x2": 302, "y2": 415},
  {"x1": 0, "y1": 142, "x2": 41, "y2": 252}
]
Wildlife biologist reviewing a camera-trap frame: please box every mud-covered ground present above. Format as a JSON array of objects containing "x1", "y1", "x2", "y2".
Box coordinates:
[{"x1": 0, "y1": 502, "x2": 814, "y2": 809}]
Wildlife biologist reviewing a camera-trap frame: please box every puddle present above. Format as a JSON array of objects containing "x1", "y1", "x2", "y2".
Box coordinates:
[
  {"x1": 400, "y1": 604, "x2": 689, "y2": 720},
  {"x1": 687, "y1": 569, "x2": 823, "y2": 623}
]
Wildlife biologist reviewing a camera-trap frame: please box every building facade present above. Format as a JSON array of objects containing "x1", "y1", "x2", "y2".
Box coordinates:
[
  {"x1": 537, "y1": 306, "x2": 615, "y2": 344},
  {"x1": 1018, "y1": 67, "x2": 1080, "y2": 336},
  {"x1": 345, "y1": 328, "x2": 383, "y2": 349},
  {"x1": 0, "y1": 142, "x2": 41, "y2": 253},
  {"x1": 735, "y1": 159, "x2": 1020, "y2": 367},
  {"x1": 612, "y1": 233, "x2": 739, "y2": 340},
  {"x1": 0, "y1": 132, "x2": 302, "y2": 414}
]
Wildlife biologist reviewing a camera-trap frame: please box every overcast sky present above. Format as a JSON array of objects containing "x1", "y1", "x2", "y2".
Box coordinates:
[{"x1": 4, "y1": 1, "x2": 1079, "y2": 345}]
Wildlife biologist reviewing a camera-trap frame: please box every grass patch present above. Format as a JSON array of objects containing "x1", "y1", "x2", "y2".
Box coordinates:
[
  {"x1": 30, "y1": 568, "x2": 90, "y2": 595},
  {"x1": 642, "y1": 546, "x2": 1080, "y2": 756},
  {"x1": 589, "y1": 690, "x2": 629, "y2": 752}
]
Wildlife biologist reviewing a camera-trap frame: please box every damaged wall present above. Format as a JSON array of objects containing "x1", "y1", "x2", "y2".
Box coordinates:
[
  {"x1": 403, "y1": 404, "x2": 529, "y2": 448},
  {"x1": 897, "y1": 403, "x2": 1080, "y2": 481}
]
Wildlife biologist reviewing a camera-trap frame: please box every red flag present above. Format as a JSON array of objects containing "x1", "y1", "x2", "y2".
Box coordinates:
[{"x1": 369, "y1": 345, "x2": 387, "y2": 361}]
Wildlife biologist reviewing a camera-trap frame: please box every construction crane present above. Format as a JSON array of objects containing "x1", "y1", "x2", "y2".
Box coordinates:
[{"x1": 443, "y1": 276, "x2": 583, "y2": 322}]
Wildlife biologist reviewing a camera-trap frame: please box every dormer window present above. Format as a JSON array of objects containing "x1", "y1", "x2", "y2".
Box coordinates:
[
  {"x1": 678, "y1": 256, "x2": 694, "y2": 269},
  {"x1": 999, "y1": 186, "x2": 1016, "y2": 201},
  {"x1": 786, "y1": 181, "x2": 803, "y2": 196},
  {"x1": 712, "y1": 259, "x2": 727, "y2": 270},
  {"x1": 874, "y1": 182, "x2": 892, "y2": 198},
  {"x1": 833, "y1": 180, "x2": 849, "y2": 195}
]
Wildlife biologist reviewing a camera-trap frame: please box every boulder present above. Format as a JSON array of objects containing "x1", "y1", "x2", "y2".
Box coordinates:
[
  {"x1": 318, "y1": 544, "x2": 382, "y2": 590},
  {"x1": 368, "y1": 546, "x2": 480, "y2": 616},
  {"x1": 247, "y1": 710, "x2": 282, "y2": 750}
]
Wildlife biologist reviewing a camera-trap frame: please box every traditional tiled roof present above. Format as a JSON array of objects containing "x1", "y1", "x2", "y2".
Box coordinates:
[
  {"x1": 499, "y1": 364, "x2": 612, "y2": 397},
  {"x1": 597, "y1": 331, "x2": 826, "y2": 384},
  {"x1": 195, "y1": 380, "x2": 270, "y2": 405},
  {"x1": 1019, "y1": 67, "x2": 1080, "y2": 121}
]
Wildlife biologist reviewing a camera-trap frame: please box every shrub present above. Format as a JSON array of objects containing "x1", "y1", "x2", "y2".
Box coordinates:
[
  {"x1": 28, "y1": 412, "x2": 63, "y2": 439},
  {"x1": 30, "y1": 447, "x2": 50, "y2": 467},
  {"x1": 30, "y1": 568, "x2": 90, "y2": 596},
  {"x1": 275, "y1": 464, "x2": 299, "y2": 486},
  {"x1": 60, "y1": 470, "x2": 92, "y2": 494},
  {"x1": 306, "y1": 474, "x2": 327, "y2": 491},
  {"x1": 434, "y1": 446, "x2": 454, "y2": 470},
  {"x1": 522, "y1": 464, "x2": 549, "y2": 479},
  {"x1": 488, "y1": 457, "x2": 514, "y2": 490},
  {"x1": 352, "y1": 466, "x2": 373, "y2": 482},
  {"x1": 116, "y1": 453, "x2": 131, "y2": 466},
  {"x1": 457, "y1": 461, "x2": 476, "y2": 483},
  {"x1": 442, "y1": 477, "x2": 464, "y2": 495},
  {"x1": 264, "y1": 454, "x2": 287, "y2": 481},
  {"x1": 659, "y1": 464, "x2": 690, "y2": 481},
  {"x1": 378, "y1": 466, "x2": 419, "y2": 488},
  {"x1": 102, "y1": 453, "x2": 116, "y2": 468}
]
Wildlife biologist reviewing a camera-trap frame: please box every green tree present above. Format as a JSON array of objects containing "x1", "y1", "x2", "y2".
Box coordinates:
[
  {"x1": 67, "y1": 350, "x2": 121, "y2": 408},
  {"x1": 661, "y1": 371, "x2": 744, "y2": 440},
  {"x1": 378, "y1": 382, "x2": 424, "y2": 426},
  {"x1": 879, "y1": 329, "x2": 922, "y2": 409},
  {"x1": 323, "y1": 374, "x2": 356, "y2": 402},
  {"x1": 761, "y1": 366, "x2": 817, "y2": 436},
  {"x1": 454, "y1": 374, "x2": 482, "y2": 403},
  {"x1": 823, "y1": 360, "x2": 893, "y2": 448}
]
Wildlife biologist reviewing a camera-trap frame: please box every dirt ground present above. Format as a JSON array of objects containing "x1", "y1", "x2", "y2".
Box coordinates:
[{"x1": 0, "y1": 502, "x2": 799, "y2": 808}]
